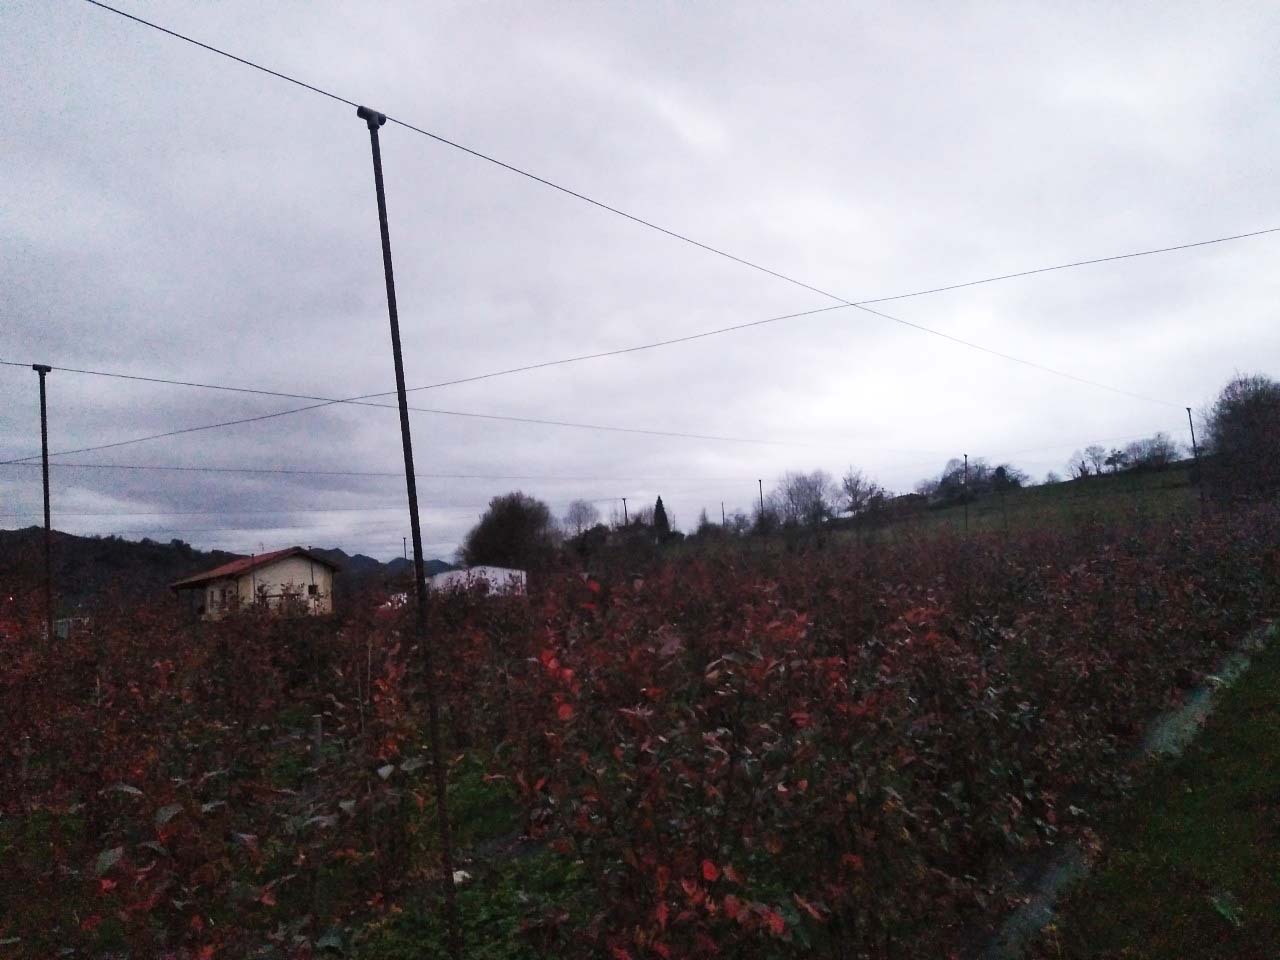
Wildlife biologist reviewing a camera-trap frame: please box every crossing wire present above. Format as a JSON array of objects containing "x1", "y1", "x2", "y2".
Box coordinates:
[
  {"x1": 71, "y1": 0, "x2": 1258, "y2": 408},
  {"x1": 0, "y1": 360, "x2": 950, "y2": 462},
  {"x1": 0, "y1": 458, "x2": 761, "y2": 482},
  {"x1": 0, "y1": 382, "x2": 875, "y2": 464},
  {"x1": 0, "y1": 428, "x2": 1180, "y2": 482}
]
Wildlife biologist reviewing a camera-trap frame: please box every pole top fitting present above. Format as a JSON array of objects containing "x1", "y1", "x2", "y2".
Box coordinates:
[
  {"x1": 32, "y1": 364, "x2": 51, "y2": 374},
  {"x1": 356, "y1": 105, "x2": 387, "y2": 130}
]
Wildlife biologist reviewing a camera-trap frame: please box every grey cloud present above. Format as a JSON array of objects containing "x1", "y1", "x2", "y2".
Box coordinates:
[{"x1": 2, "y1": 0, "x2": 1278, "y2": 559}]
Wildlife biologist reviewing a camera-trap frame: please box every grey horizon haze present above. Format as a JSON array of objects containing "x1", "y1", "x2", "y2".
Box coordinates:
[{"x1": 2, "y1": 0, "x2": 1278, "y2": 561}]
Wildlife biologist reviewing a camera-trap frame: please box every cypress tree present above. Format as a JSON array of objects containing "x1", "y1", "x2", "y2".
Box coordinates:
[{"x1": 653, "y1": 496, "x2": 671, "y2": 540}]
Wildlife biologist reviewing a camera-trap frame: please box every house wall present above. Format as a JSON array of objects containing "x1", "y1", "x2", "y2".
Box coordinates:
[
  {"x1": 234, "y1": 555, "x2": 334, "y2": 615},
  {"x1": 429, "y1": 566, "x2": 526, "y2": 595},
  {"x1": 202, "y1": 577, "x2": 240, "y2": 621}
]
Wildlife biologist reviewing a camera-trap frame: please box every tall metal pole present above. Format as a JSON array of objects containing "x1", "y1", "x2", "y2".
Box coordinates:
[
  {"x1": 721, "y1": 501, "x2": 726, "y2": 526},
  {"x1": 758, "y1": 479, "x2": 764, "y2": 516},
  {"x1": 622, "y1": 497, "x2": 628, "y2": 524},
  {"x1": 403, "y1": 536, "x2": 408, "y2": 560},
  {"x1": 32, "y1": 365, "x2": 53, "y2": 642},
  {"x1": 355, "y1": 105, "x2": 459, "y2": 957},
  {"x1": 1187, "y1": 406, "x2": 1206, "y2": 508},
  {"x1": 963, "y1": 453, "x2": 969, "y2": 535}
]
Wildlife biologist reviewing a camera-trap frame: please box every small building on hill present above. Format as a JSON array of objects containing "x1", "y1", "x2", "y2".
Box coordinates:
[
  {"x1": 430, "y1": 565, "x2": 526, "y2": 596},
  {"x1": 377, "y1": 565, "x2": 527, "y2": 616},
  {"x1": 170, "y1": 547, "x2": 339, "y2": 620}
]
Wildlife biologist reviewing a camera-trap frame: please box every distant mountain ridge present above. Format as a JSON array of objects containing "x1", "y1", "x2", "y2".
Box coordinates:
[
  {"x1": 386, "y1": 556, "x2": 457, "y2": 577},
  {"x1": 0, "y1": 527, "x2": 454, "y2": 614}
]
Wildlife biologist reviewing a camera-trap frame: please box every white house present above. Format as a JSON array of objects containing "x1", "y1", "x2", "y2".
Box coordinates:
[
  {"x1": 170, "y1": 547, "x2": 339, "y2": 620},
  {"x1": 429, "y1": 565, "x2": 526, "y2": 596},
  {"x1": 378, "y1": 566, "x2": 527, "y2": 614}
]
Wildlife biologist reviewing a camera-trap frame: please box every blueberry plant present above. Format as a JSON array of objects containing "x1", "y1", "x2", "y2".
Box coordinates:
[{"x1": 2, "y1": 504, "x2": 1278, "y2": 958}]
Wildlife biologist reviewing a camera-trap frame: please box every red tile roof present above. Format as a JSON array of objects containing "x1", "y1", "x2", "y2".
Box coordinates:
[{"x1": 170, "y1": 547, "x2": 339, "y2": 590}]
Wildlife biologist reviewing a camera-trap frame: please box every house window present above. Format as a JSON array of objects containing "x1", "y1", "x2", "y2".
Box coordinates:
[{"x1": 308, "y1": 584, "x2": 319, "y2": 596}]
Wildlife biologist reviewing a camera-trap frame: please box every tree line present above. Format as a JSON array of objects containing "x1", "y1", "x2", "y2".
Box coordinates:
[{"x1": 457, "y1": 372, "x2": 1280, "y2": 571}]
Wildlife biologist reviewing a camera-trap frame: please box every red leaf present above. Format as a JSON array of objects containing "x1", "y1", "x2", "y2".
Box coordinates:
[
  {"x1": 764, "y1": 908, "x2": 786, "y2": 937},
  {"x1": 701, "y1": 859, "x2": 720, "y2": 882},
  {"x1": 557, "y1": 702, "x2": 575, "y2": 722},
  {"x1": 722, "y1": 894, "x2": 743, "y2": 920},
  {"x1": 655, "y1": 901, "x2": 669, "y2": 929}
]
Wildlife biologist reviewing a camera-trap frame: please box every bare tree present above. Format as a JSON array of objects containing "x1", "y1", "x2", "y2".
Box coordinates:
[
  {"x1": 773, "y1": 470, "x2": 840, "y2": 526},
  {"x1": 840, "y1": 467, "x2": 888, "y2": 517},
  {"x1": 563, "y1": 499, "x2": 600, "y2": 537},
  {"x1": 1123, "y1": 432, "x2": 1180, "y2": 469},
  {"x1": 1084, "y1": 445, "x2": 1107, "y2": 476}
]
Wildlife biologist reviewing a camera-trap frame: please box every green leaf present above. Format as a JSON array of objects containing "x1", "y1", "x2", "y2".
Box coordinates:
[
  {"x1": 316, "y1": 928, "x2": 345, "y2": 953},
  {"x1": 1209, "y1": 891, "x2": 1244, "y2": 929},
  {"x1": 95, "y1": 846, "x2": 124, "y2": 876},
  {"x1": 155, "y1": 804, "x2": 183, "y2": 827}
]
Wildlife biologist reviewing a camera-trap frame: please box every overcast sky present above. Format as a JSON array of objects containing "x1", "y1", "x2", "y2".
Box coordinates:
[{"x1": 2, "y1": 0, "x2": 1278, "y2": 561}]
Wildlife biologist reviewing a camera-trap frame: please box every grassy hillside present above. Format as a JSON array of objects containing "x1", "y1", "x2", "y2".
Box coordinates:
[{"x1": 868, "y1": 461, "x2": 1199, "y2": 540}]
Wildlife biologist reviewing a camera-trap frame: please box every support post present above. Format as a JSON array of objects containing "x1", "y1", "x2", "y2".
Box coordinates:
[
  {"x1": 758, "y1": 479, "x2": 764, "y2": 516},
  {"x1": 622, "y1": 497, "x2": 628, "y2": 525},
  {"x1": 32, "y1": 365, "x2": 53, "y2": 642},
  {"x1": 963, "y1": 453, "x2": 969, "y2": 535},
  {"x1": 721, "y1": 501, "x2": 725, "y2": 526},
  {"x1": 356, "y1": 105, "x2": 460, "y2": 957},
  {"x1": 1187, "y1": 406, "x2": 1206, "y2": 508}
]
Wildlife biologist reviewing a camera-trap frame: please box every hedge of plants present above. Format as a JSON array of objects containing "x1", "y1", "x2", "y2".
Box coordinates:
[{"x1": 3, "y1": 505, "x2": 1278, "y2": 958}]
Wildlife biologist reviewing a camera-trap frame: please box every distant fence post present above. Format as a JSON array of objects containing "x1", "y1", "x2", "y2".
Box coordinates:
[
  {"x1": 1186, "y1": 406, "x2": 1206, "y2": 511},
  {"x1": 33, "y1": 364, "x2": 54, "y2": 644}
]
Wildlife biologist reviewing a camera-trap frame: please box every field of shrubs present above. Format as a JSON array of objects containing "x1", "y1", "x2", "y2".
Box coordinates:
[{"x1": 3, "y1": 505, "x2": 1280, "y2": 959}]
